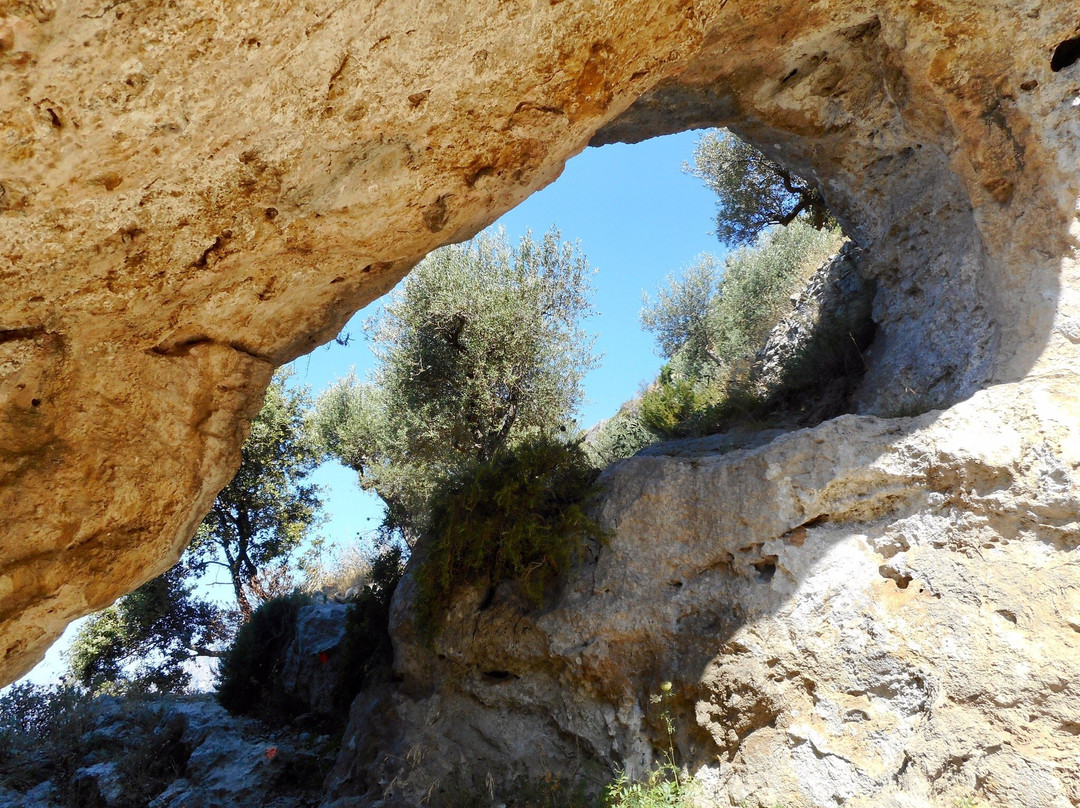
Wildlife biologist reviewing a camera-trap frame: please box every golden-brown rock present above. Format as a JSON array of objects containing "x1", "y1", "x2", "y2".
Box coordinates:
[{"x1": 2, "y1": 0, "x2": 1080, "y2": 695}]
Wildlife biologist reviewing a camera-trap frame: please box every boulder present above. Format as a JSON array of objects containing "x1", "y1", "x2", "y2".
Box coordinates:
[
  {"x1": 280, "y1": 602, "x2": 350, "y2": 715},
  {"x1": 325, "y1": 379, "x2": 1080, "y2": 807}
]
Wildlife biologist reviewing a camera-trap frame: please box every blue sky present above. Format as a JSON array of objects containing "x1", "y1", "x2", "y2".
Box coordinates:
[
  {"x1": 289, "y1": 129, "x2": 727, "y2": 558},
  {"x1": 16, "y1": 129, "x2": 726, "y2": 687}
]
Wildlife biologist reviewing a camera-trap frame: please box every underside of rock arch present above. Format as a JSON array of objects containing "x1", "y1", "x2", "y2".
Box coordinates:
[{"x1": 3, "y1": 3, "x2": 1080, "y2": 800}]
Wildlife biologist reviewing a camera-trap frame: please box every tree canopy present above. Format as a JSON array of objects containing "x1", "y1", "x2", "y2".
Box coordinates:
[
  {"x1": 688, "y1": 130, "x2": 832, "y2": 247},
  {"x1": 639, "y1": 253, "x2": 723, "y2": 377},
  {"x1": 311, "y1": 226, "x2": 599, "y2": 542},
  {"x1": 190, "y1": 370, "x2": 323, "y2": 620},
  {"x1": 67, "y1": 562, "x2": 227, "y2": 693},
  {"x1": 641, "y1": 221, "x2": 844, "y2": 375}
]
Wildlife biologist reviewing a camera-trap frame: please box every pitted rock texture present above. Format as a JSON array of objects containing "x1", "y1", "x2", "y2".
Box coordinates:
[
  {"x1": 1, "y1": 0, "x2": 1080, "y2": 700},
  {"x1": 326, "y1": 379, "x2": 1080, "y2": 808}
]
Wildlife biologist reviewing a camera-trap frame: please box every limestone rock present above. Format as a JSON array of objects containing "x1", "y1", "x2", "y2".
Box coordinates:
[
  {"x1": 325, "y1": 378, "x2": 1080, "y2": 807},
  {"x1": 753, "y1": 242, "x2": 875, "y2": 394},
  {"x1": 0, "y1": 692, "x2": 333, "y2": 808},
  {"x1": 1, "y1": 0, "x2": 1079, "y2": 718},
  {"x1": 280, "y1": 602, "x2": 349, "y2": 716}
]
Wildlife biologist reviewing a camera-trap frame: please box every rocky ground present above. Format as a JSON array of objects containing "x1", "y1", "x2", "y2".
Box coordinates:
[{"x1": 0, "y1": 693, "x2": 334, "y2": 808}]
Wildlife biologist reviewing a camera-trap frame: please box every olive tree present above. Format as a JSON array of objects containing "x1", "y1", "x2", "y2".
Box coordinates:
[
  {"x1": 310, "y1": 226, "x2": 599, "y2": 542},
  {"x1": 641, "y1": 221, "x2": 844, "y2": 374},
  {"x1": 688, "y1": 130, "x2": 832, "y2": 247}
]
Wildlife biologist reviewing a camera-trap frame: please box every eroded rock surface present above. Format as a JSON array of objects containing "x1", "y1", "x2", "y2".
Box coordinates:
[
  {"x1": 326, "y1": 380, "x2": 1080, "y2": 807},
  {"x1": 1, "y1": 0, "x2": 1079, "y2": 752}
]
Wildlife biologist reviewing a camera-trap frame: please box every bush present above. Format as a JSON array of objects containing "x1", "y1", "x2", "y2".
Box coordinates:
[
  {"x1": 334, "y1": 544, "x2": 404, "y2": 709},
  {"x1": 414, "y1": 437, "x2": 605, "y2": 637},
  {"x1": 216, "y1": 592, "x2": 313, "y2": 716},
  {"x1": 302, "y1": 542, "x2": 373, "y2": 599},
  {"x1": 107, "y1": 701, "x2": 192, "y2": 808},
  {"x1": 605, "y1": 761, "x2": 700, "y2": 808},
  {"x1": 639, "y1": 368, "x2": 713, "y2": 438},
  {"x1": 0, "y1": 683, "x2": 93, "y2": 793},
  {"x1": 584, "y1": 401, "x2": 662, "y2": 468},
  {"x1": 0, "y1": 684, "x2": 189, "y2": 806}
]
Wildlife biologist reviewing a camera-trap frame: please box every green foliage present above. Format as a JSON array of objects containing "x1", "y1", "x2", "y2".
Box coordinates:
[
  {"x1": 638, "y1": 222, "x2": 847, "y2": 438},
  {"x1": 584, "y1": 401, "x2": 661, "y2": 468},
  {"x1": 0, "y1": 685, "x2": 197, "y2": 806},
  {"x1": 953, "y1": 797, "x2": 984, "y2": 808},
  {"x1": 709, "y1": 221, "x2": 843, "y2": 365},
  {"x1": 688, "y1": 129, "x2": 833, "y2": 247},
  {"x1": 67, "y1": 371, "x2": 323, "y2": 696},
  {"x1": 639, "y1": 367, "x2": 712, "y2": 437},
  {"x1": 68, "y1": 561, "x2": 226, "y2": 694},
  {"x1": 607, "y1": 685, "x2": 699, "y2": 808},
  {"x1": 604, "y1": 761, "x2": 699, "y2": 808},
  {"x1": 311, "y1": 226, "x2": 598, "y2": 542},
  {"x1": 216, "y1": 591, "x2": 313, "y2": 716},
  {"x1": 334, "y1": 544, "x2": 404, "y2": 709},
  {"x1": 105, "y1": 702, "x2": 192, "y2": 808},
  {"x1": 639, "y1": 255, "x2": 722, "y2": 376},
  {"x1": 192, "y1": 369, "x2": 323, "y2": 619},
  {"x1": 414, "y1": 437, "x2": 605, "y2": 637},
  {"x1": 0, "y1": 683, "x2": 93, "y2": 793}
]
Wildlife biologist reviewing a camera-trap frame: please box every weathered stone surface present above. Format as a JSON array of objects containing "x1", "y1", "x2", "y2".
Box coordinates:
[
  {"x1": 753, "y1": 242, "x2": 875, "y2": 393},
  {"x1": 326, "y1": 378, "x2": 1080, "y2": 807},
  {"x1": 0, "y1": 0, "x2": 708, "y2": 683},
  {"x1": 1, "y1": 0, "x2": 1079, "y2": 728},
  {"x1": 280, "y1": 602, "x2": 349, "y2": 715},
  {"x1": 0, "y1": 694, "x2": 333, "y2": 808}
]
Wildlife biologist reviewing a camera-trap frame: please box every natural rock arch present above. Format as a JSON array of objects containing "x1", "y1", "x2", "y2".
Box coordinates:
[{"x1": 2, "y1": 0, "x2": 1079, "y2": 693}]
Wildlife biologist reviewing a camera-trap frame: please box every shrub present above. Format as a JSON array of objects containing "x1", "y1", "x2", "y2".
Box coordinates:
[
  {"x1": 302, "y1": 542, "x2": 374, "y2": 599},
  {"x1": 0, "y1": 683, "x2": 93, "y2": 793},
  {"x1": 414, "y1": 437, "x2": 605, "y2": 637},
  {"x1": 109, "y1": 701, "x2": 192, "y2": 808},
  {"x1": 605, "y1": 761, "x2": 700, "y2": 808},
  {"x1": 584, "y1": 401, "x2": 662, "y2": 468},
  {"x1": 216, "y1": 591, "x2": 313, "y2": 717},
  {"x1": 639, "y1": 368, "x2": 713, "y2": 438}
]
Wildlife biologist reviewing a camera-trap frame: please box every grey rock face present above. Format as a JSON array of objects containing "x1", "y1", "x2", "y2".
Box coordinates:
[
  {"x1": 0, "y1": 694, "x2": 331, "y2": 808},
  {"x1": 754, "y1": 242, "x2": 876, "y2": 395},
  {"x1": 0, "y1": 782, "x2": 58, "y2": 808},
  {"x1": 280, "y1": 603, "x2": 350, "y2": 716}
]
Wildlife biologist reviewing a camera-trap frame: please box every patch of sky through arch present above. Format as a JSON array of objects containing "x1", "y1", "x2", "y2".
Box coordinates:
[
  {"x1": 13, "y1": 131, "x2": 727, "y2": 688},
  {"x1": 289, "y1": 130, "x2": 728, "y2": 555}
]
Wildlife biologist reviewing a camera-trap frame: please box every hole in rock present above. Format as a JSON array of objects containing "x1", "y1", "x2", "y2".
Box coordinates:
[
  {"x1": 753, "y1": 557, "x2": 778, "y2": 582},
  {"x1": 1051, "y1": 36, "x2": 1080, "y2": 71},
  {"x1": 878, "y1": 564, "x2": 912, "y2": 589},
  {"x1": 996, "y1": 609, "x2": 1018, "y2": 624}
]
